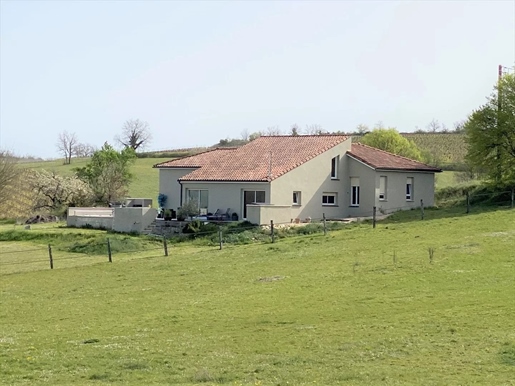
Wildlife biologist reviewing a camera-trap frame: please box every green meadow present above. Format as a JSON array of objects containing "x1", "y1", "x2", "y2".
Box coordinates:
[{"x1": 1, "y1": 207, "x2": 514, "y2": 385}]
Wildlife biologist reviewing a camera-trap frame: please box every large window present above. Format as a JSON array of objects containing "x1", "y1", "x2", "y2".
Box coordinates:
[
  {"x1": 331, "y1": 156, "x2": 339, "y2": 179},
  {"x1": 293, "y1": 191, "x2": 301, "y2": 205},
  {"x1": 187, "y1": 189, "x2": 209, "y2": 214},
  {"x1": 351, "y1": 177, "x2": 360, "y2": 206},
  {"x1": 406, "y1": 177, "x2": 414, "y2": 201},
  {"x1": 379, "y1": 176, "x2": 387, "y2": 201},
  {"x1": 322, "y1": 192, "x2": 337, "y2": 206},
  {"x1": 243, "y1": 190, "x2": 266, "y2": 218}
]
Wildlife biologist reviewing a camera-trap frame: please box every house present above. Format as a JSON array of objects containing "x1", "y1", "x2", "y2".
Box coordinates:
[{"x1": 154, "y1": 135, "x2": 441, "y2": 225}]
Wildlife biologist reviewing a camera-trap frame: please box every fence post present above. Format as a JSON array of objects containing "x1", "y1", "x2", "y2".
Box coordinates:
[
  {"x1": 466, "y1": 192, "x2": 470, "y2": 214},
  {"x1": 107, "y1": 238, "x2": 112, "y2": 263},
  {"x1": 270, "y1": 220, "x2": 275, "y2": 243},
  {"x1": 323, "y1": 213, "x2": 327, "y2": 235},
  {"x1": 218, "y1": 226, "x2": 223, "y2": 250},
  {"x1": 372, "y1": 206, "x2": 377, "y2": 228},
  {"x1": 48, "y1": 244, "x2": 53, "y2": 270},
  {"x1": 511, "y1": 187, "x2": 514, "y2": 209},
  {"x1": 163, "y1": 236, "x2": 168, "y2": 256},
  {"x1": 420, "y1": 199, "x2": 424, "y2": 220}
]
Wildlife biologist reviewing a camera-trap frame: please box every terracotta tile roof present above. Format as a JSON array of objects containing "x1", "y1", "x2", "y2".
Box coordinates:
[
  {"x1": 348, "y1": 143, "x2": 442, "y2": 172},
  {"x1": 170, "y1": 135, "x2": 348, "y2": 182},
  {"x1": 153, "y1": 148, "x2": 236, "y2": 168}
]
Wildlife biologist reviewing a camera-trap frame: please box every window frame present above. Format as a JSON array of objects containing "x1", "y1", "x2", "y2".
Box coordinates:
[
  {"x1": 293, "y1": 191, "x2": 301, "y2": 205},
  {"x1": 322, "y1": 192, "x2": 337, "y2": 206},
  {"x1": 331, "y1": 156, "x2": 339, "y2": 179},
  {"x1": 379, "y1": 176, "x2": 387, "y2": 201},
  {"x1": 406, "y1": 177, "x2": 414, "y2": 201},
  {"x1": 186, "y1": 189, "x2": 209, "y2": 214},
  {"x1": 350, "y1": 177, "x2": 360, "y2": 207}
]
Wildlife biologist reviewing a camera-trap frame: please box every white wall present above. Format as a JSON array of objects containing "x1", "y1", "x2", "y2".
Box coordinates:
[
  {"x1": 113, "y1": 207, "x2": 158, "y2": 233},
  {"x1": 180, "y1": 182, "x2": 271, "y2": 220},
  {"x1": 158, "y1": 168, "x2": 196, "y2": 210},
  {"x1": 347, "y1": 157, "x2": 437, "y2": 216},
  {"x1": 247, "y1": 204, "x2": 292, "y2": 225},
  {"x1": 270, "y1": 139, "x2": 352, "y2": 220}
]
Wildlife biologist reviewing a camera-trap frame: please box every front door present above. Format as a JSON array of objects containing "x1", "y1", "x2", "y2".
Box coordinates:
[{"x1": 243, "y1": 190, "x2": 266, "y2": 218}]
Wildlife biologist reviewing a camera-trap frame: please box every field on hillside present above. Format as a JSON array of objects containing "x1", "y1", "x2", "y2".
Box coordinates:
[
  {"x1": 19, "y1": 157, "x2": 171, "y2": 206},
  {"x1": 1, "y1": 208, "x2": 514, "y2": 385},
  {"x1": 352, "y1": 133, "x2": 467, "y2": 167}
]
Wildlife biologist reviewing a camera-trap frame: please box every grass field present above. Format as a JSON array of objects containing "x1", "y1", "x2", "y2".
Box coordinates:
[
  {"x1": 20, "y1": 157, "x2": 171, "y2": 206},
  {"x1": 1, "y1": 207, "x2": 514, "y2": 385}
]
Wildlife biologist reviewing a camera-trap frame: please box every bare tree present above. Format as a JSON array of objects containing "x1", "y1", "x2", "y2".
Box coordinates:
[
  {"x1": 116, "y1": 119, "x2": 152, "y2": 151},
  {"x1": 266, "y1": 126, "x2": 281, "y2": 135},
  {"x1": 74, "y1": 143, "x2": 96, "y2": 158},
  {"x1": 453, "y1": 120, "x2": 466, "y2": 133},
  {"x1": 305, "y1": 124, "x2": 326, "y2": 135},
  {"x1": 0, "y1": 150, "x2": 19, "y2": 201},
  {"x1": 240, "y1": 129, "x2": 250, "y2": 141},
  {"x1": 56, "y1": 131, "x2": 78, "y2": 164},
  {"x1": 426, "y1": 119, "x2": 441, "y2": 133},
  {"x1": 355, "y1": 124, "x2": 369, "y2": 135}
]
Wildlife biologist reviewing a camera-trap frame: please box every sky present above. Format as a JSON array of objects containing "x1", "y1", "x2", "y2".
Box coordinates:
[{"x1": 1, "y1": 0, "x2": 514, "y2": 159}]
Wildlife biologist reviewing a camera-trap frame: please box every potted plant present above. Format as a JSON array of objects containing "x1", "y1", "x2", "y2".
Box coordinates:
[{"x1": 164, "y1": 209, "x2": 172, "y2": 221}]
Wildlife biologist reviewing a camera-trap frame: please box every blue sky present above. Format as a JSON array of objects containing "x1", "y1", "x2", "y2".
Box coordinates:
[{"x1": 1, "y1": 0, "x2": 514, "y2": 159}]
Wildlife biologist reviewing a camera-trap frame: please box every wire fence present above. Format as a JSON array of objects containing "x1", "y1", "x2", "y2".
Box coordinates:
[{"x1": 1, "y1": 189, "x2": 513, "y2": 275}]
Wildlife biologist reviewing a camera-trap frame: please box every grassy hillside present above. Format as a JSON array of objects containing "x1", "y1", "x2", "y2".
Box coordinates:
[
  {"x1": 20, "y1": 157, "x2": 171, "y2": 206},
  {"x1": 1, "y1": 208, "x2": 514, "y2": 385},
  {"x1": 352, "y1": 133, "x2": 467, "y2": 167}
]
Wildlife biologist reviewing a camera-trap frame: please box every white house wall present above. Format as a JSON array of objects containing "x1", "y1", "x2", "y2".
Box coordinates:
[
  {"x1": 374, "y1": 170, "x2": 435, "y2": 213},
  {"x1": 347, "y1": 157, "x2": 437, "y2": 216},
  {"x1": 158, "y1": 168, "x2": 196, "y2": 210},
  {"x1": 270, "y1": 139, "x2": 352, "y2": 220},
  {"x1": 180, "y1": 182, "x2": 271, "y2": 220}
]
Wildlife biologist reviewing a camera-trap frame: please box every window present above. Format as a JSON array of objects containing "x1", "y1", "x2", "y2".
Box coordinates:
[
  {"x1": 186, "y1": 189, "x2": 209, "y2": 214},
  {"x1": 379, "y1": 176, "x2": 387, "y2": 200},
  {"x1": 322, "y1": 192, "x2": 337, "y2": 206},
  {"x1": 406, "y1": 177, "x2": 414, "y2": 201},
  {"x1": 351, "y1": 177, "x2": 360, "y2": 206},
  {"x1": 293, "y1": 191, "x2": 301, "y2": 205},
  {"x1": 331, "y1": 156, "x2": 339, "y2": 179}
]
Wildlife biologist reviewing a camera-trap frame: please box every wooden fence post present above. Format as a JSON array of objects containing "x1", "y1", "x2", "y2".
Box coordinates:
[
  {"x1": 511, "y1": 187, "x2": 514, "y2": 209},
  {"x1": 48, "y1": 244, "x2": 53, "y2": 270},
  {"x1": 372, "y1": 206, "x2": 377, "y2": 228},
  {"x1": 420, "y1": 199, "x2": 424, "y2": 220},
  {"x1": 218, "y1": 226, "x2": 223, "y2": 250},
  {"x1": 163, "y1": 236, "x2": 168, "y2": 256},
  {"x1": 323, "y1": 213, "x2": 327, "y2": 235},
  {"x1": 107, "y1": 238, "x2": 112, "y2": 263},
  {"x1": 466, "y1": 192, "x2": 470, "y2": 214},
  {"x1": 270, "y1": 220, "x2": 275, "y2": 243}
]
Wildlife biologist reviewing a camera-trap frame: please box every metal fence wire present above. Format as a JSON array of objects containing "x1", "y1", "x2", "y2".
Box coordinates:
[{"x1": 1, "y1": 189, "x2": 513, "y2": 274}]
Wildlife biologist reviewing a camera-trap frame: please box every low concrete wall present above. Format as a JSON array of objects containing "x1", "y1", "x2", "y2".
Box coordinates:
[
  {"x1": 247, "y1": 204, "x2": 292, "y2": 225},
  {"x1": 67, "y1": 207, "x2": 157, "y2": 233},
  {"x1": 113, "y1": 207, "x2": 157, "y2": 233}
]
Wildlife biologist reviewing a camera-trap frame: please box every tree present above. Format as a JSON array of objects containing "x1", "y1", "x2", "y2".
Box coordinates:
[
  {"x1": 360, "y1": 128, "x2": 423, "y2": 161},
  {"x1": 0, "y1": 150, "x2": 19, "y2": 202},
  {"x1": 266, "y1": 126, "x2": 281, "y2": 135},
  {"x1": 76, "y1": 143, "x2": 136, "y2": 205},
  {"x1": 56, "y1": 131, "x2": 78, "y2": 164},
  {"x1": 74, "y1": 143, "x2": 96, "y2": 158},
  {"x1": 355, "y1": 124, "x2": 369, "y2": 135},
  {"x1": 289, "y1": 124, "x2": 300, "y2": 136},
  {"x1": 116, "y1": 119, "x2": 152, "y2": 151},
  {"x1": 464, "y1": 73, "x2": 515, "y2": 187},
  {"x1": 305, "y1": 124, "x2": 326, "y2": 135},
  {"x1": 31, "y1": 170, "x2": 94, "y2": 214},
  {"x1": 426, "y1": 119, "x2": 441, "y2": 133}
]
